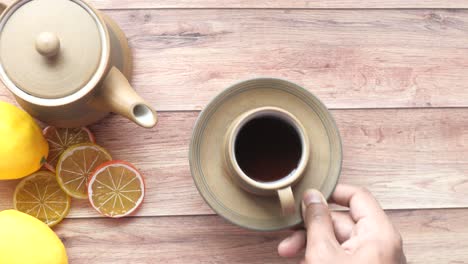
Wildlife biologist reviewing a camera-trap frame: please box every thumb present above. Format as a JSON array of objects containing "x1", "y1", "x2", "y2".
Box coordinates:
[{"x1": 302, "y1": 190, "x2": 339, "y2": 251}]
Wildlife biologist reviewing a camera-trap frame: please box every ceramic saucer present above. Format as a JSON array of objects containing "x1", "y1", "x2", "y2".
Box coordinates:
[{"x1": 190, "y1": 78, "x2": 342, "y2": 231}]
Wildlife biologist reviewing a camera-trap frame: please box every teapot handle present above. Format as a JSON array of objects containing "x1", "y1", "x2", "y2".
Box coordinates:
[{"x1": 95, "y1": 67, "x2": 158, "y2": 128}]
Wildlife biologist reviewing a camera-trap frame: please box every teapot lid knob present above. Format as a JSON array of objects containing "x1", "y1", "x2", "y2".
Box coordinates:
[{"x1": 35, "y1": 32, "x2": 60, "y2": 58}]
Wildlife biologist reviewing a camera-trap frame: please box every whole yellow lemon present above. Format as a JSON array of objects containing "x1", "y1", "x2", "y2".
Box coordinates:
[
  {"x1": 0, "y1": 102, "x2": 48, "y2": 179},
  {"x1": 0, "y1": 210, "x2": 68, "y2": 264}
]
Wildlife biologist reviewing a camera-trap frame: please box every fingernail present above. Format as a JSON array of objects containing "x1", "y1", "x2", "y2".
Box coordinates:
[
  {"x1": 278, "y1": 235, "x2": 293, "y2": 252},
  {"x1": 303, "y1": 189, "x2": 327, "y2": 206}
]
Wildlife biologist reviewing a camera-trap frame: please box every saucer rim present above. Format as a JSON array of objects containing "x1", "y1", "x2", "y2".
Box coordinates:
[{"x1": 189, "y1": 77, "x2": 343, "y2": 231}]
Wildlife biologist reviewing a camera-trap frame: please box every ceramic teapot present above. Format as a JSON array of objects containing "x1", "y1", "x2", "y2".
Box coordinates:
[{"x1": 0, "y1": 0, "x2": 157, "y2": 128}]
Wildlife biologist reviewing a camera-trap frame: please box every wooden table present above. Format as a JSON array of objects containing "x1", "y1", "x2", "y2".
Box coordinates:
[{"x1": 1, "y1": 0, "x2": 468, "y2": 263}]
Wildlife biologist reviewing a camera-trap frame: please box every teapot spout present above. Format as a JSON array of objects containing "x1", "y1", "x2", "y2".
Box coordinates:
[
  {"x1": 97, "y1": 67, "x2": 157, "y2": 128},
  {"x1": 131, "y1": 103, "x2": 157, "y2": 128}
]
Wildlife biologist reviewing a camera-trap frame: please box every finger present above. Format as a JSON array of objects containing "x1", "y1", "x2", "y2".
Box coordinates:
[
  {"x1": 341, "y1": 237, "x2": 360, "y2": 254},
  {"x1": 330, "y1": 211, "x2": 355, "y2": 244},
  {"x1": 277, "y1": 230, "x2": 306, "y2": 258},
  {"x1": 331, "y1": 184, "x2": 385, "y2": 222},
  {"x1": 302, "y1": 189, "x2": 340, "y2": 251}
]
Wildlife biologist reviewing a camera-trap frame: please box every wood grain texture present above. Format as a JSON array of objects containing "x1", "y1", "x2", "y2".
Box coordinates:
[
  {"x1": 3, "y1": 0, "x2": 468, "y2": 9},
  {"x1": 3, "y1": 9, "x2": 468, "y2": 111},
  {"x1": 113, "y1": 9, "x2": 468, "y2": 111},
  {"x1": 54, "y1": 209, "x2": 468, "y2": 264},
  {"x1": 1, "y1": 109, "x2": 467, "y2": 217},
  {"x1": 0, "y1": 3, "x2": 466, "y2": 263}
]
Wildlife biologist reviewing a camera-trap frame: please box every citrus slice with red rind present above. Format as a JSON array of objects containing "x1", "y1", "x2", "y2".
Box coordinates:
[
  {"x1": 14, "y1": 171, "x2": 71, "y2": 227},
  {"x1": 56, "y1": 143, "x2": 112, "y2": 199},
  {"x1": 43, "y1": 126, "x2": 95, "y2": 172},
  {"x1": 88, "y1": 161, "x2": 145, "y2": 218}
]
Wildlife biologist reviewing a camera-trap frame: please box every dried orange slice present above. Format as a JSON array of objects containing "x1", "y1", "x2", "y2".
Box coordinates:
[
  {"x1": 43, "y1": 126, "x2": 95, "y2": 172},
  {"x1": 14, "y1": 171, "x2": 71, "y2": 227},
  {"x1": 56, "y1": 143, "x2": 112, "y2": 199},
  {"x1": 88, "y1": 161, "x2": 145, "y2": 218}
]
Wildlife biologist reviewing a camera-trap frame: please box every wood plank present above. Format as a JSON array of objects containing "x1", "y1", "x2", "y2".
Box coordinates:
[
  {"x1": 1, "y1": 108, "x2": 468, "y2": 217},
  {"x1": 54, "y1": 209, "x2": 468, "y2": 264},
  {"x1": 97, "y1": 0, "x2": 468, "y2": 9},
  {"x1": 3, "y1": 0, "x2": 468, "y2": 9},
  {"x1": 112, "y1": 10, "x2": 468, "y2": 110},
  {"x1": 3, "y1": 9, "x2": 468, "y2": 110}
]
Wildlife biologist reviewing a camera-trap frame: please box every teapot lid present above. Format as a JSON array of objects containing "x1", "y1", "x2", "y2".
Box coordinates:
[{"x1": 0, "y1": 0, "x2": 110, "y2": 100}]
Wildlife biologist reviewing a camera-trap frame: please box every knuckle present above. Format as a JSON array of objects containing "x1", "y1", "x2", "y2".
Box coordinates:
[
  {"x1": 305, "y1": 205, "x2": 330, "y2": 223},
  {"x1": 357, "y1": 186, "x2": 371, "y2": 196},
  {"x1": 308, "y1": 206, "x2": 328, "y2": 217}
]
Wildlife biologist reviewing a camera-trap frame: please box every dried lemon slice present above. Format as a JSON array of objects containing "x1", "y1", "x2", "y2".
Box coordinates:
[
  {"x1": 43, "y1": 127, "x2": 95, "y2": 172},
  {"x1": 56, "y1": 143, "x2": 112, "y2": 199},
  {"x1": 14, "y1": 171, "x2": 71, "y2": 227},
  {"x1": 88, "y1": 161, "x2": 145, "y2": 218}
]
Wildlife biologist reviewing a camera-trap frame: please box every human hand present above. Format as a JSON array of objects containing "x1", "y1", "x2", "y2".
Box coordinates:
[{"x1": 277, "y1": 184, "x2": 406, "y2": 264}]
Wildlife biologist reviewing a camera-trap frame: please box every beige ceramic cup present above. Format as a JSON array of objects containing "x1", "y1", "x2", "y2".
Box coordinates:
[{"x1": 224, "y1": 106, "x2": 310, "y2": 215}]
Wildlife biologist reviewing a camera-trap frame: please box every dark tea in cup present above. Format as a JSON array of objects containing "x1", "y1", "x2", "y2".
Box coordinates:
[{"x1": 234, "y1": 116, "x2": 302, "y2": 183}]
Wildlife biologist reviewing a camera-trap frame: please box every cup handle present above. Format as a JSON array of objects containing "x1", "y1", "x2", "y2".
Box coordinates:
[
  {"x1": 96, "y1": 66, "x2": 158, "y2": 128},
  {"x1": 277, "y1": 186, "x2": 296, "y2": 216}
]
